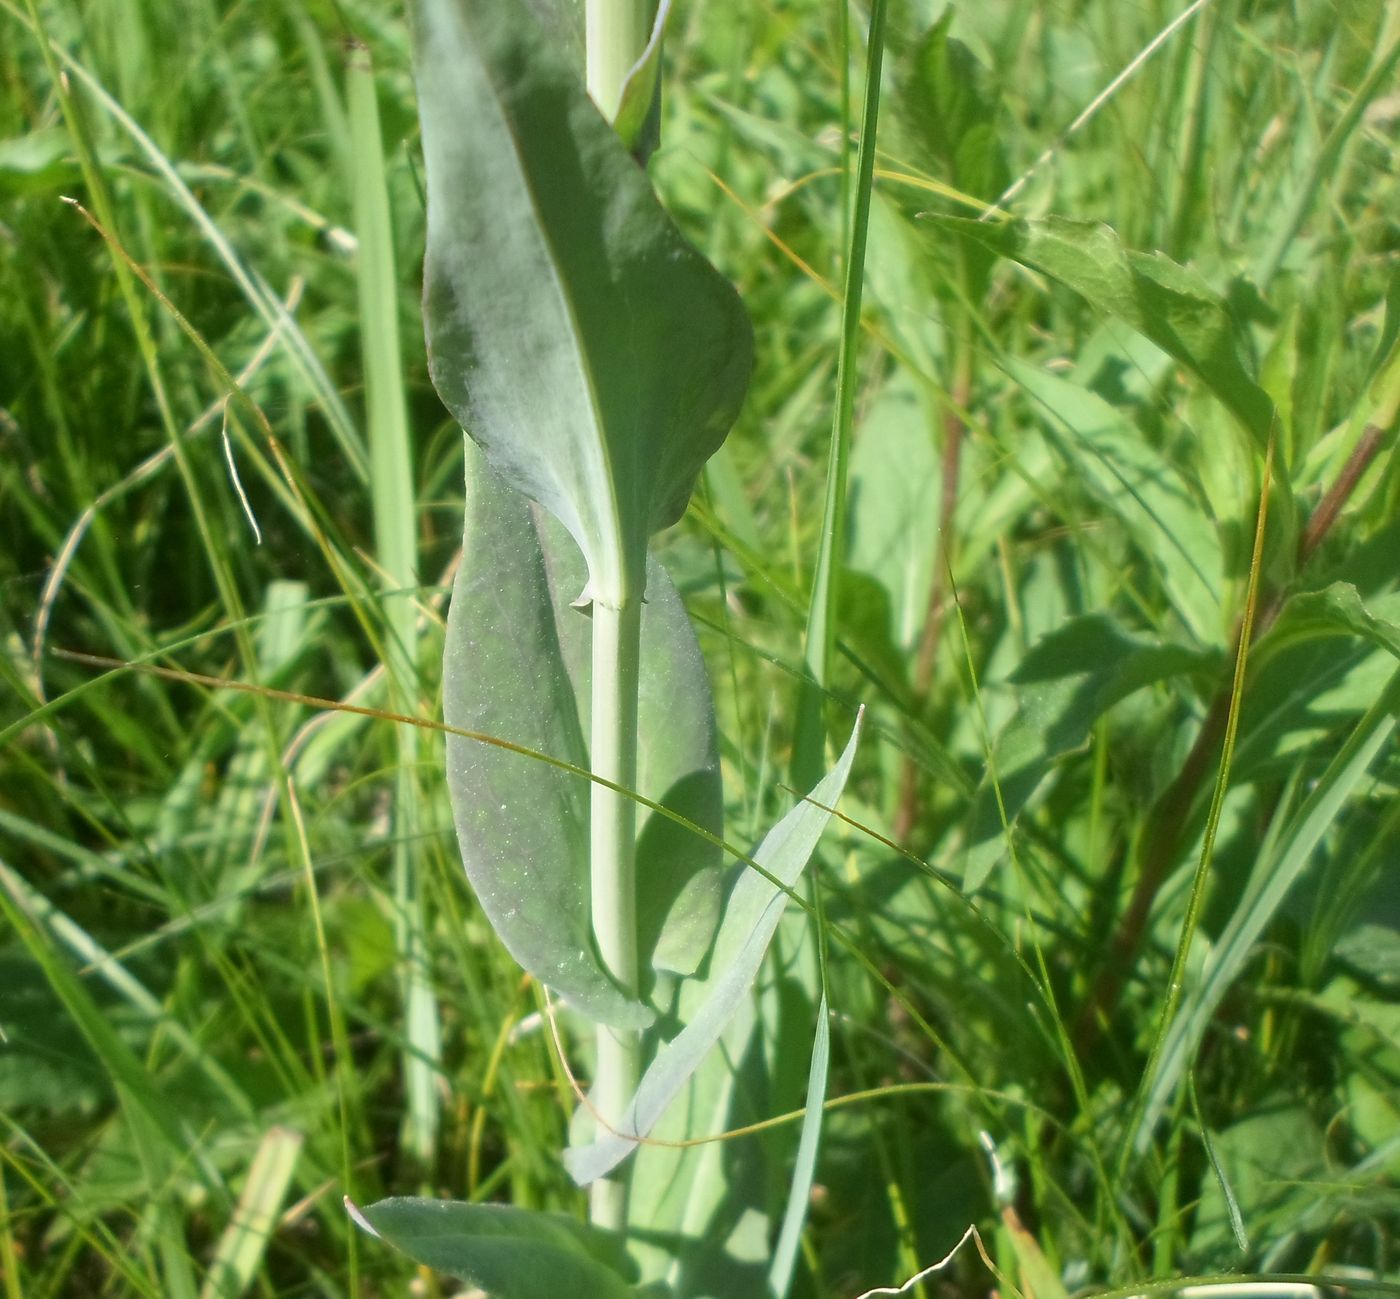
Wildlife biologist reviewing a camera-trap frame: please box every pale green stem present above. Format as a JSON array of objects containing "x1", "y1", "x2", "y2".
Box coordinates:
[
  {"x1": 588, "y1": 594, "x2": 644, "y2": 1229},
  {"x1": 584, "y1": 0, "x2": 654, "y2": 1234},
  {"x1": 586, "y1": 0, "x2": 652, "y2": 122}
]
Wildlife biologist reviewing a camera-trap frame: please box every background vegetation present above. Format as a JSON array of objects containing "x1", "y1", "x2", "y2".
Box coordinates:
[{"x1": 2, "y1": 0, "x2": 1399, "y2": 1296}]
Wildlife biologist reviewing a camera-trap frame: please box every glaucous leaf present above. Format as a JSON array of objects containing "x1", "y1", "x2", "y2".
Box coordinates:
[
  {"x1": 612, "y1": 0, "x2": 670, "y2": 160},
  {"x1": 444, "y1": 454, "x2": 723, "y2": 1027},
  {"x1": 355, "y1": 1197, "x2": 643, "y2": 1299},
  {"x1": 624, "y1": 991, "x2": 770, "y2": 1294},
  {"x1": 564, "y1": 717, "x2": 862, "y2": 1185},
  {"x1": 414, "y1": 0, "x2": 753, "y2": 607}
]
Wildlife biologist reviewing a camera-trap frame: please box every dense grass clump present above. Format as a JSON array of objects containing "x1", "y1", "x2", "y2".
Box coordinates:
[{"x1": 2, "y1": 0, "x2": 1399, "y2": 1295}]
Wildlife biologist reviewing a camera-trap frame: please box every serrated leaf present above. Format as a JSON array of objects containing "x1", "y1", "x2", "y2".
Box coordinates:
[
  {"x1": 896, "y1": 12, "x2": 1010, "y2": 297},
  {"x1": 444, "y1": 454, "x2": 723, "y2": 1027},
  {"x1": 564, "y1": 717, "x2": 862, "y2": 1184},
  {"x1": 928, "y1": 214, "x2": 1276, "y2": 448},
  {"x1": 356, "y1": 1197, "x2": 642, "y2": 1299},
  {"x1": 1259, "y1": 583, "x2": 1400, "y2": 665},
  {"x1": 414, "y1": 0, "x2": 752, "y2": 607}
]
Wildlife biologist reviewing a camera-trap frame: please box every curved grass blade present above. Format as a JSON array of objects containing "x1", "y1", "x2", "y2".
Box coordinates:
[
  {"x1": 563, "y1": 716, "x2": 862, "y2": 1185},
  {"x1": 413, "y1": 0, "x2": 752, "y2": 607},
  {"x1": 444, "y1": 453, "x2": 722, "y2": 1027}
]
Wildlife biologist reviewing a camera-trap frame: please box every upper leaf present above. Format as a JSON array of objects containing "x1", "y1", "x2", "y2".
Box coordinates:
[
  {"x1": 896, "y1": 12, "x2": 1010, "y2": 298},
  {"x1": 414, "y1": 0, "x2": 753, "y2": 607}
]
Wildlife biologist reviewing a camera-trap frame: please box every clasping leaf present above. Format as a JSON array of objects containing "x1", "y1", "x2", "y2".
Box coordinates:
[{"x1": 413, "y1": 0, "x2": 753, "y2": 608}]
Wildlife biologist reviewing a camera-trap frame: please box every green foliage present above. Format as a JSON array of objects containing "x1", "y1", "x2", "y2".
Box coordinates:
[
  {"x1": 563, "y1": 719, "x2": 860, "y2": 1185},
  {"x1": 931, "y1": 213, "x2": 1277, "y2": 447},
  {"x1": 5, "y1": 0, "x2": 1400, "y2": 1294}
]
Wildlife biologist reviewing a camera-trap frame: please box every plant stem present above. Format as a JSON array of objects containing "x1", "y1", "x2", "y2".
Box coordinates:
[
  {"x1": 586, "y1": 0, "x2": 652, "y2": 122},
  {"x1": 588, "y1": 594, "x2": 644, "y2": 1229}
]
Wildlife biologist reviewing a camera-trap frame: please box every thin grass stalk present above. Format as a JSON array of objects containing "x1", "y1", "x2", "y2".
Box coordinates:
[
  {"x1": 1116, "y1": 431, "x2": 1276, "y2": 1183},
  {"x1": 348, "y1": 43, "x2": 441, "y2": 1173},
  {"x1": 791, "y1": 0, "x2": 889, "y2": 789}
]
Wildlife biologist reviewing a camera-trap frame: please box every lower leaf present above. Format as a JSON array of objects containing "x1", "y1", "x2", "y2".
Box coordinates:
[{"x1": 354, "y1": 1197, "x2": 646, "y2": 1299}]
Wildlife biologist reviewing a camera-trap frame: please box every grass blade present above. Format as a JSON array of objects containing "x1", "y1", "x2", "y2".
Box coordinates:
[
  {"x1": 348, "y1": 40, "x2": 441, "y2": 1172},
  {"x1": 791, "y1": 0, "x2": 888, "y2": 787}
]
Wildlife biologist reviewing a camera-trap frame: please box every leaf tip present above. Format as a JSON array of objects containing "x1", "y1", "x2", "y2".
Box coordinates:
[{"x1": 343, "y1": 1196, "x2": 381, "y2": 1239}]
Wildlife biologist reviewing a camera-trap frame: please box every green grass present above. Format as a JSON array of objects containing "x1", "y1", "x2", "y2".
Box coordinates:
[{"x1": 3, "y1": 0, "x2": 1399, "y2": 1295}]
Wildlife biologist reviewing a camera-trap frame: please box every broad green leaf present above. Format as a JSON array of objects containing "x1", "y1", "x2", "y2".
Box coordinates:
[
  {"x1": 564, "y1": 717, "x2": 862, "y2": 1184},
  {"x1": 522, "y1": 0, "x2": 583, "y2": 70},
  {"x1": 414, "y1": 0, "x2": 752, "y2": 607},
  {"x1": 444, "y1": 455, "x2": 723, "y2": 1027},
  {"x1": 895, "y1": 12, "x2": 1010, "y2": 298},
  {"x1": 848, "y1": 373, "x2": 940, "y2": 650},
  {"x1": 962, "y1": 615, "x2": 1215, "y2": 892},
  {"x1": 929, "y1": 214, "x2": 1276, "y2": 448},
  {"x1": 1230, "y1": 586, "x2": 1400, "y2": 781},
  {"x1": 1188, "y1": 1104, "x2": 1323, "y2": 1259},
  {"x1": 900, "y1": 13, "x2": 1010, "y2": 207},
  {"x1": 356, "y1": 1198, "x2": 642, "y2": 1299}
]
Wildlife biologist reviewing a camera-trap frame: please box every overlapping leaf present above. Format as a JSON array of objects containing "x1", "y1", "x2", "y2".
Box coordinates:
[
  {"x1": 444, "y1": 454, "x2": 723, "y2": 1028},
  {"x1": 413, "y1": 0, "x2": 752, "y2": 607}
]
